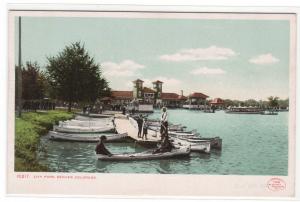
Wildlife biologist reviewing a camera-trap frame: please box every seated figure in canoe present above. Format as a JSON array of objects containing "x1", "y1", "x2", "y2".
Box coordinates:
[
  {"x1": 95, "y1": 135, "x2": 112, "y2": 156},
  {"x1": 152, "y1": 135, "x2": 174, "y2": 154}
]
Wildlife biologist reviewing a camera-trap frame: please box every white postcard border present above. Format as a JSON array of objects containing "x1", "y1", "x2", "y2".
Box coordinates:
[{"x1": 6, "y1": 6, "x2": 298, "y2": 199}]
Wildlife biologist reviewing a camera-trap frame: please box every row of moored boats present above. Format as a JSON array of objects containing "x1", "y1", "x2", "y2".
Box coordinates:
[{"x1": 48, "y1": 114, "x2": 222, "y2": 161}]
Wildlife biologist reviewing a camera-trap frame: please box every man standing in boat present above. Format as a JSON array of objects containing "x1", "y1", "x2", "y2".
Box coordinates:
[
  {"x1": 95, "y1": 136, "x2": 112, "y2": 156},
  {"x1": 160, "y1": 107, "x2": 168, "y2": 140}
]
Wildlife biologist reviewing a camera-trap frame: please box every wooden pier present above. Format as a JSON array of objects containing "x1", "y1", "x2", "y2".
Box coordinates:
[{"x1": 114, "y1": 114, "x2": 161, "y2": 147}]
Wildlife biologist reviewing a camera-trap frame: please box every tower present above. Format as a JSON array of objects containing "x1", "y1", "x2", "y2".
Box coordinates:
[
  {"x1": 132, "y1": 79, "x2": 144, "y2": 99},
  {"x1": 152, "y1": 80, "x2": 163, "y2": 101}
]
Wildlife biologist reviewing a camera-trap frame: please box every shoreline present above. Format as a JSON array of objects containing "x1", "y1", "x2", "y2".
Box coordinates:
[{"x1": 15, "y1": 110, "x2": 74, "y2": 172}]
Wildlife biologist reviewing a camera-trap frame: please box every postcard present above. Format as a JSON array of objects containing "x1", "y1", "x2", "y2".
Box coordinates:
[{"x1": 6, "y1": 6, "x2": 297, "y2": 198}]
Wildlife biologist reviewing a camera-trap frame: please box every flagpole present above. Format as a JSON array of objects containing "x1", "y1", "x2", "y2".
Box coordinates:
[{"x1": 17, "y1": 16, "x2": 22, "y2": 117}]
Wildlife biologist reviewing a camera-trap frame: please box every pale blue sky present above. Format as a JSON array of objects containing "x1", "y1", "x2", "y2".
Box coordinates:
[{"x1": 15, "y1": 16, "x2": 290, "y2": 100}]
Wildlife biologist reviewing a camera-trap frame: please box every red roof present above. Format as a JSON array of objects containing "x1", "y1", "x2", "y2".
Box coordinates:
[
  {"x1": 111, "y1": 91, "x2": 133, "y2": 99},
  {"x1": 210, "y1": 98, "x2": 224, "y2": 104},
  {"x1": 143, "y1": 87, "x2": 156, "y2": 93},
  {"x1": 161, "y1": 93, "x2": 187, "y2": 100},
  {"x1": 152, "y1": 80, "x2": 163, "y2": 84},
  {"x1": 189, "y1": 92, "x2": 209, "y2": 99},
  {"x1": 132, "y1": 79, "x2": 144, "y2": 83},
  {"x1": 178, "y1": 95, "x2": 187, "y2": 100}
]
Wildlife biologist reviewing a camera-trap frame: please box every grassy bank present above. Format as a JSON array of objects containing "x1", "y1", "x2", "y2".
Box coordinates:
[{"x1": 15, "y1": 110, "x2": 74, "y2": 171}]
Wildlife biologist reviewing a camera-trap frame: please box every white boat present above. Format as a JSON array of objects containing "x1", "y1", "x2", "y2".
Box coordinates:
[
  {"x1": 172, "y1": 138, "x2": 211, "y2": 153},
  {"x1": 177, "y1": 136, "x2": 222, "y2": 150},
  {"x1": 53, "y1": 125, "x2": 115, "y2": 133},
  {"x1": 96, "y1": 145, "x2": 191, "y2": 161},
  {"x1": 49, "y1": 131, "x2": 127, "y2": 142},
  {"x1": 74, "y1": 115, "x2": 113, "y2": 121},
  {"x1": 261, "y1": 110, "x2": 278, "y2": 115},
  {"x1": 59, "y1": 119, "x2": 113, "y2": 127},
  {"x1": 148, "y1": 125, "x2": 185, "y2": 132},
  {"x1": 169, "y1": 130, "x2": 199, "y2": 138},
  {"x1": 75, "y1": 113, "x2": 113, "y2": 118},
  {"x1": 225, "y1": 106, "x2": 264, "y2": 114}
]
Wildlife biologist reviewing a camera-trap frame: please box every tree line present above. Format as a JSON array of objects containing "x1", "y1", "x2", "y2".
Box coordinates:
[
  {"x1": 221, "y1": 97, "x2": 289, "y2": 109},
  {"x1": 16, "y1": 42, "x2": 111, "y2": 112}
]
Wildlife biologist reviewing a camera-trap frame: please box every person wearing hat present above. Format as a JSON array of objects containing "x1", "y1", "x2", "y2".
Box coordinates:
[
  {"x1": 152, "y1": 135, "x2": 174, "y2": 154},
  {"x1": 136, "y1": 114, "x2": 143, "y2": 138},
  {"x1": 95, "y1": 135, "x2": 112, "y2": 156},
  {"x1": 160, "y1": 107, "x2": 168, "y2": 140}
]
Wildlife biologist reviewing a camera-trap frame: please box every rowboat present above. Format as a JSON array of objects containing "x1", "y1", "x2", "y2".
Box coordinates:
[
  {"x1": 177, "y1": 136, "x2": 222, "y2": 150},
  {"x1": 169, "y1": 130, "x2": 199, "y2": 138},
  {"x1": 49, "y1": 131, "x2": 128, "y2": 142},
  {"x1": 75, "y1": 113, "x2": 113, "y2": 118},
  {"x1": 74, "y1": 115, "x2": 113, "y2": 121},
  {"x1": 171, "y1": 137, "x2": 210, "y2": 153},
  {"x1": 53, "y1": 125, "x2": 115, "y2": 133},
  {"x1": 96, "y1": 145, "x2": 191, "y2": 161},
  {"x1": 59, "y1": 119, "x2": 113, "y2": 127},
  {"x1": 148, "y1": 125, "x2": 186, "y2": 132}
]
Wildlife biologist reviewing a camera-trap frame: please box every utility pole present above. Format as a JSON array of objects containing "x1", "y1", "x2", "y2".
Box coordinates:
[{"x1": 16, "y1": 16, "x2": 22, "y2": 117}]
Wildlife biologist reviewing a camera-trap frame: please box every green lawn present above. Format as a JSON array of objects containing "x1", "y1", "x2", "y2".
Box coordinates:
[{"x1": 15, "y1": 110, "x2": 74, "y2": 171}]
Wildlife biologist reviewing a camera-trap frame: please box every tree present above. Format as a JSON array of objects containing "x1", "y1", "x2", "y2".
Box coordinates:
[
  {"x1": 268, "y1": 96, "x2": 279, "y2": 109},
  {"x1": 46, "y1": 42, "x2": 110, "y2": 112},
  {"x1": 278, "y1": 98, "x2": 289, "y2": 109},
  {"x1": 21, "y1": 62, "x2": 46, "y2": 100},
  {"x1": 244, "y1": 99, "x2": 259, "y2": 107}
]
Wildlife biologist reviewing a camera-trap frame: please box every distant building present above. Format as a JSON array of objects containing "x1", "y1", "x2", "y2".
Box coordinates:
[
  {"x1": 111, "y1": 91, "x2": 133, "y2": 105},
  {"x1": 183, "y1": 92, "x2": 209, "y2": 110},
  {"x1": 107, "y1": 78, "x2": 208, "y2": 109},
  {"x1": 132, "y1": 79, "x2": 144, "y2": 100},
  {"x1": 161, "y1": 92, "x2": 187, "y2": 108},
  {"x1": 152, "y1": 80, "x2": 163, "y2": 104},
  {"x1": 209, "y1": 98, "x2": 225, "y2": 109}
]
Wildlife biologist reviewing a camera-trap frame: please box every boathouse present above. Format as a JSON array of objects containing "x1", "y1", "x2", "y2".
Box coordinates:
[
  {"x1": 106, "y1": 79, "x2": 208, "y2": 109},
  {"x1": 160, "y1": 92, "x2": 187, "y2": 108},
  {"x1": 183, "y1": 92, "x2": 209, "y2": 110},
  {"x1": 209, "y1": 98, "x2": 225, "y2": 109}
]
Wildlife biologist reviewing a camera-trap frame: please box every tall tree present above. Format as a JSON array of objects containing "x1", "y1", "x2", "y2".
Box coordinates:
[
  {"x1": 46, "y1": 42, "x2": 110, "y2": 112},
  {"x1": 268, "y1": 96, "x2": 279, "y2": 109},
  {"x1": 21, "y1": 62, "x2": 46, "y2": 100}
]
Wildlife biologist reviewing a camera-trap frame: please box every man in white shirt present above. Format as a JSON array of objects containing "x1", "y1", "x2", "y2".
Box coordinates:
[{"x1": 160, "y1": 107, "x2": 168, "y2": 140}]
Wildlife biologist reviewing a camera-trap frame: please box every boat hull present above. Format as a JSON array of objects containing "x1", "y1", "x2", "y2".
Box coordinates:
[
  {"x1": 97, "y1": 146, "x2": 191, "y2": 161},
  {"x1": 49, "y1": 131, "x2": 128, "y2": 142},
  {"x1": 53, "y1": 125, "x2": 115, "y2": 133}
]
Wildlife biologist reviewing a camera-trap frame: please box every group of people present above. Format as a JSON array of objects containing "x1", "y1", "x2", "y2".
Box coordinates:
[
  {"x1": 95, "y1": 107, "x2": 174, "y2": 156},
  {"x1": 22, "y1": 100, "x2": 56, "y2": 111}
]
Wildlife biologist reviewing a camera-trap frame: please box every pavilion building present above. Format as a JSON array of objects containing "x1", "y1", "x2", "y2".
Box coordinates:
[{"x1": 104, "y1": 78, "x2": 208, "y2": 109}]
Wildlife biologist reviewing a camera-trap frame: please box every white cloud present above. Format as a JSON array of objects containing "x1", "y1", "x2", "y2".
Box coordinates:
[
  {"x1": 190, "y1": 67, "x2": 226, "y2": 75},
  {"x1": 249, "y1": 53, "x2": 279, "y2": 65},
  {"x1": 160, "y1": 46, "x2": 236, "y2": 62},
  {"x1": 101, "y1": 60, "x2": 145, "y2": 77},
  {"x1": 143, "y1": 77, "x2": 182, "y2": 87}
]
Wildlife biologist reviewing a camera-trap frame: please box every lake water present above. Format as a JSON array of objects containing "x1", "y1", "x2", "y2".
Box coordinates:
[{"x1": 38, "y1": 109, "x2": 288, "y2": 175}]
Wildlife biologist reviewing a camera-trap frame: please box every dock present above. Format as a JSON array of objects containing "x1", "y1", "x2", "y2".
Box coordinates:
[{"x1": 114, "y1": 114, "x2": 161, "y2": 147}]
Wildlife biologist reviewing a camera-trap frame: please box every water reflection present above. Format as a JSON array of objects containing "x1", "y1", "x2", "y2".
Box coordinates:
[{"x1": 38, "y1": 110, "x2": 288, "y2": 175}]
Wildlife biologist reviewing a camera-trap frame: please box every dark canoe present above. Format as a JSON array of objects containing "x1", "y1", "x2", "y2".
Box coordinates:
[{"x1": 96, "y1": 146, "x2": 191, "y2": 161}]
